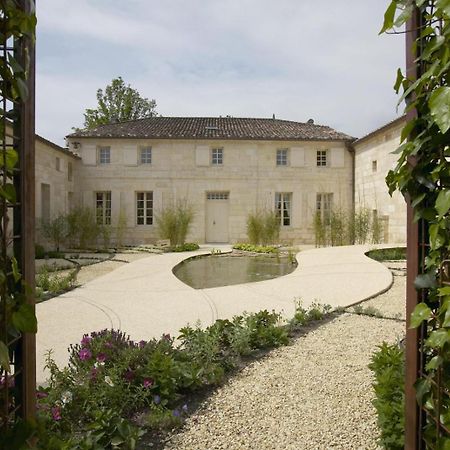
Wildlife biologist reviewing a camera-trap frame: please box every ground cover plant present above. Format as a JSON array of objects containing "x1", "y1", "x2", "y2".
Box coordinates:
[
  {"x1": 35, "y1": 267, "x2": 78, "y2": 301},
  {"x1": 369, "y1": 342, "x2": 405, "y2": 450},
  {"x1": 232, "y1": 243, "x2": 278, "y2": 253},
  {"x1": 366, "y1": 247, "x2": 406, "y2": 262},
  {"x1": 167, "y1": 243, "x2": 199, "y2": 252},
  {"x1": 34, "y1": 303, "x2": 332, "y2": 448}
]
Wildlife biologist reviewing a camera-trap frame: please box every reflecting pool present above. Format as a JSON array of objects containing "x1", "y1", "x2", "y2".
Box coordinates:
[{"x1": 173, "y1": 254, "x2": 297, "y2": 289}]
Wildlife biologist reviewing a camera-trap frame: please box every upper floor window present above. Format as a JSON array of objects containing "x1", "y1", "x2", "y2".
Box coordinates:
[
  {"x1": 136, "y1": 191, "x2": 153, "y2": 225},
  {"x1": 211, "y1": 148, "x2": 223, "y2": 165},
  {"x1": 56, "y1": 157, "x2": 61, "y2": 171},
  {"x1": 275, "y1": 192, "x2": 292, "y2": 226},
  {"x1": 95, "y1": 191, "x2": 111, "y2": 225},
  {"x1": 68, "y1": 162, "x2": 73, "y2": 181},
  {"x1": 316, "y1": 150, "x2": 328, "y2": 167},
  {"x1": 98, "y1": 146, "x2": 111, "y2": 164},
  {"x1": 316, "y1": 193, "x2": 333, "y2": 225},
  {"x1": 276, "y1": 149, "x2": 288, "y2": 166},
  {"x1": 372, "y1": 160, "x2": 377, "y2": 172},
  {"x1": 140, "y1": 147, "x2": 152, "y2": 164}
]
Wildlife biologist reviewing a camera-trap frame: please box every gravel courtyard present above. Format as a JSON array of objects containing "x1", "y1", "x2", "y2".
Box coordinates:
[{"x1": 162, "y1": 262, "x2": 406, "y2": 450}]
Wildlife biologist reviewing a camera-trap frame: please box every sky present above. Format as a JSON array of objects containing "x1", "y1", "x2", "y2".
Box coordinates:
[{"x1": 36, "y1": 1, "x2": 405, "y2": 146}]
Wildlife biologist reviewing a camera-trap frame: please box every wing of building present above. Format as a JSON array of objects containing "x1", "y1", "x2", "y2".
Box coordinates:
[{"x1": 33, "y1": 115, "x2": 407, "y2": 246}]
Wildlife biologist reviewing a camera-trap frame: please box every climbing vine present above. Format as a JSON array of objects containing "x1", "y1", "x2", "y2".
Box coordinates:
[
  {"x1": 0, "y1": 0, "x2": 37, "y2": 434},
  {"x1": 383, "y1": 0, "x2": 450, "y2": 447}
]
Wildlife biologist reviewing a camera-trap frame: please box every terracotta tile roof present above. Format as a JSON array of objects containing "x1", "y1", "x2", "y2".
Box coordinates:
[
  {"x1": 67, "y1": 117, "x2": 354, "y2": 142},
  {"x1": 352, "y1": 115, "x2": 406, "y2": 146}
]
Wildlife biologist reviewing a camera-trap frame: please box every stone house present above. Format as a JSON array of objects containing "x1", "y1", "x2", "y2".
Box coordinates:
[
  {"x1": 353, "y1": 116, "x2": 407, "y2": 244},
  {"x1": 65, "y1": 117, "x2": 355, "y2": 245}
]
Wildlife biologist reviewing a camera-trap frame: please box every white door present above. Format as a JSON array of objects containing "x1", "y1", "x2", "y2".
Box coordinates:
[{"x1": 206, "y1": 192, "x2": 229, "y2": 243}]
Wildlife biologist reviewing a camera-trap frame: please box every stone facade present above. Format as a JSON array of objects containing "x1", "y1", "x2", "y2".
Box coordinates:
[
  {"x1": 353, "y1": 116, "x2": 407, "y2": 244},
  {"x1": 67, "y1": 137, "x2": 353, "y2": 245}
]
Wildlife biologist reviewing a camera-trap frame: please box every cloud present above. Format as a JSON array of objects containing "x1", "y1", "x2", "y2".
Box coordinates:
[{"x1": 35, "y1": 1, "x2": 405, "y2": 145}]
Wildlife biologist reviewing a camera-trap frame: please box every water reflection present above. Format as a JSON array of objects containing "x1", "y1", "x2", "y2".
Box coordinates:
[{"x1": 173, "y1": 255, "x2": 297, "y2": 289}]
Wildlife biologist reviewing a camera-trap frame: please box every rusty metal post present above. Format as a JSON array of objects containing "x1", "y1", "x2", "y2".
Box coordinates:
[{"x1": 404, "y1": 7, "x2": 423, "y2": 450}]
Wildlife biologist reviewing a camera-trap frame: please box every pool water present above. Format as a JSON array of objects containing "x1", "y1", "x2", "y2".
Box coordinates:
[{"x1": 173, "y1": 254, "x2": 297, "y2": 289}]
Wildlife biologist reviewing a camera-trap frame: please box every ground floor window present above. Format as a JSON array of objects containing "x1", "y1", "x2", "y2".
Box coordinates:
[
  {"x1": 316, "y1": 193, "x2": 333, "y2": 225},
  {"x1": 136, "y1": 191, "x2": 153, "y2": 225},
  {"x1": 275, "y1": 192, "x2": 292, "y2": 226},
  {"x1": 96, "y1": 191, "x2": 111, "y2": 225}
]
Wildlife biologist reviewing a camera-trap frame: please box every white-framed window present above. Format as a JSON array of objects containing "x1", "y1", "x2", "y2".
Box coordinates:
[
  {"x1": 316, "y1": 193, "x2": 333, "y2": 225},
  {"x1": 56, "y1": 157, "x2": 61, "y2": 171},
  {"x1": 95, "y1": 191, "x2": 111, "y2": 225},
  {"x1": 98, "y1": 146, "x2": 111, "y2": 164},
  {"x1": 316, "y1": 150, "x2": 328, "y2": 167},
  {"x1": 140, "y1": 147, "x2": 152, "y2": 164},
  {"x1": 211, "y1": 148, "x2": 223, "y2": 165},
  {"x1": 276, "y1": 149, "x2": 288, "y2": 166},
  {"x1": 136, "y1": 191, "x2": 153, "y2": 225},
  {"x1": 275, "y1": 192, "x2": 292, "y2": 226},
  {"x1": 372, "y1": 160, "x2": 377, "y2": 172}
]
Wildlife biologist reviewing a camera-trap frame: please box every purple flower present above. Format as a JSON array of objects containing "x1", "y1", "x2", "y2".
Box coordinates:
[
  {"x1": 96, "y1": 353, "x2": 107, "y2": 363},
  {"x1": 172, "y1": 409, "x2": 180, "y2": 417},
  {"x1": 182, "y1": 403, "x2": 188, "y2": 413},
  {"x1": 36, "y1": 390, "x2": 48, "y2": 399},
  {"x1": 123, "y1": 369, "x2": 134, "y2": 382},
  {"x1": 81, "y1": 335, "x2": 92, "y2": 346},
  {"x1": 104, "y1": 341, "x2": 113, "y2": 349},
  {"x1": 51, "y1": 406, "x2": 62, "y2": 421},
  {"x1": 143, "y1": 378, "x2": 153, "y2": 388},
  {"x1": 139, "y1": 340, "x2": 146, "y2": 348},
  {"x1": 153, "y1": 395, "x2": 161, "y2": 405},
  {"x1": 162, "y1": 333, "x2": 171, "y2": 341},
  {"x1": 90, "y1": 367, "x2": 98, "y2": 380},
  {"x1": 78, "y1": 348, "x2": 92, "y2": 361}
]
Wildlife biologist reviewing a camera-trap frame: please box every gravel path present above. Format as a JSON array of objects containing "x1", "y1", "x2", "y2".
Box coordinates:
[{"x1": 163, "y1": 262, "x2": 406, "y2": 450}]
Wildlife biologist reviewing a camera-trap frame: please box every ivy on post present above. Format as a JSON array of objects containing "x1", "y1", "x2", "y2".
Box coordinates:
[
  {"x1": 0, "y1": 0, "x2": 37, "y2": 444},
  {"x1": 382, "y1": 0, "x2": 450, "y2": 448}
]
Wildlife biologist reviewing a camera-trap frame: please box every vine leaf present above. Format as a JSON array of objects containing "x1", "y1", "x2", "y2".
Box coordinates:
[
  {"x1": 415, "y1": 377, "x2": 431, "y2": 405},
  {"x1": 380, "y1": 1, "x2": 397, "y2": 34},
  {"x1": 443, "y1": 299, "x2": 450, "y2": 327},
  {"x1": 436, "y1": 0, "x2": 450, "y2": 16},
  {"x1": 410, "y1": 302, "x2": 432, "y2": 328},
  {"x1": 425, "y1": 355, "x2": 443, "y2": 371},
  {"x1": 426, "y1": 329, "x2": 450, "y2": 348},
  {"x1": 429, "y1": 86, "x2": 450, "y2": 134},
  {"x1": 0, "y1": 340, "x2": 10, "y2": 372},
  {"x1": 436, "y1": 190, "x2": 450, "y2": 218},
  {"x1": 12, "y1": 304, "x2": 37, "y2": 333}
]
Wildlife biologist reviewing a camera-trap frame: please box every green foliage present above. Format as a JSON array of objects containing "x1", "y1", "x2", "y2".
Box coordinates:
[
  {"x1": 368, "y1": 343, "x2": 405, "y2": 450},
  {"x1": 156, "y1": 201, "x2": 194, "y2": 246},
  {"x1": 66, "y1": 206, "x2": 100, "y2": 249},
  {"x1": 40, "y1": 214, "x2": 68, "y2": 252},
  {"x1": 168, "y1": 243, "x2": 200, "y2": 252},
  {"x1": 36, "y1": 267, "x2": 78, "y2": 298},
  {"x1": 35, "y1": 244, "x2": 46, "y2": 259},
  {"x1": 246, "y1": 210, "x2": 280, "y2": 245},
  {"x1": 116, "y1": 208, "x2": 127, "y2": 248},
  {"x1": 382, "y1": 1, "x2": 450, "y2": 445},
  {"x1": 290, "y1": 300, "x2": 332, "y2": 328},
  {"x1": 351, "y1": 304, "x2": 384, "y2": 318},
  {"x1": 366, "y1": 247, "x2": 406, "y2": 261},
  {"x1": 233, "y1": 243, "x2": 278, "y2": 253},
  {"x1": 82, "y1": 77, "x2": 158, "y2": 129}
]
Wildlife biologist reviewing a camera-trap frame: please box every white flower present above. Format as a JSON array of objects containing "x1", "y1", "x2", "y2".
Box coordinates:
[
  {"x1": 104, "y1": 376, "x2": 114, "y2": 387},
  {"x1": 61, "y1": 390, "x2": 73, "y2": 405}
]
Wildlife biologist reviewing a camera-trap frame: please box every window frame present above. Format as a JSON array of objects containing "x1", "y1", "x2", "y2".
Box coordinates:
[
  {"x1": 211, "y1": 147, "x2": 223, "y2": 166},
  {"x1": 276, "y1": 148, "x2": 289, "y2": 166},
  {"x1": 98, "y1": 146, "x2": 111, "y2": 165},
  {"x1": 316, "y1": 149, "x2": 328, "y2": 167},
  {"x1": 316, "y1": 193, "x2": 333, "y2": 225},
  {"x1": 136, "y1": 191, "x2": 153, "y2": 226},
  {"x1": 275, "y1": 192, "x2": 292, "y2": 227},
  {"x1": 140, "y1": 146, "x2": 152, "y2": 165},
  {"x1": 95, "y1": 191, "x2": 112, "y2": 225}
]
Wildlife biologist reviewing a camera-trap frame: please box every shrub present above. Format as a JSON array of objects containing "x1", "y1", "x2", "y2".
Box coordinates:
[
  {"x1": 168, "y1": 243, "x2": 200, "y2": 252},
  {"x1": 366, "y1": 247, "x2": 406, "y2": 262},
  {"x1": 233, "y1": 243, "x2": 278, "y2": 253},
  {"x1": 36, "y1": 267, "x2": 77, "y2": 296},
  {"x1": 246, "y1": 210, "x2": 280, "y2": 245},
  {"x1": 35, "y1": 244, "x2": 46, "y2": 259},
  {"x1": 368, "y1": 342, "x2": 405, "y2": 450},
  {"x1": 40, "y1": 214, "x2": 68, "y2": 252},
  {"x1": 116, "y1": 208, "x2": 127, "y2": 248},
  {"x1": 354, "y1": 207, "x2": 371, "y2": 244},
  {"x1": 67, "y1": 206, "x2": 100, "y2": 249},
  {"x1": 290, "y1": 300, "x2": 332, "y2": 328},
  {"x1": 156, "y1": 202, "x2": 194, "y2": 246}
]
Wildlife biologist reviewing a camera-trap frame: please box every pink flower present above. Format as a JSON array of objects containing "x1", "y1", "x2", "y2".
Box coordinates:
[
  {"x1": 78, "y1": 348, "x2": 92, "y2": 361},
  {"x1": 143, "y1": 378, "x2": 153, "y2": 388},
  {"x1": 51, "y1": 406, "x2": 62, "y2": 421},
  {"x1": 139, "y1": 340, "x2": 146, "y2": 348},
  {"x1": 96, "y1": 353, "x2": 107, "y2": 363},
  {"x1": 123, "y1": 369, "x2": 134, "y2": 382},
  {"x1": 81, "y1": 335, "x2": 92, "y2": 346},
  {"x1": 162, "y1": 333, "x2": 171, "y2": 341},
  {"x1": 36, "y1": 390, "x2": 48, "y2": 399}
]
